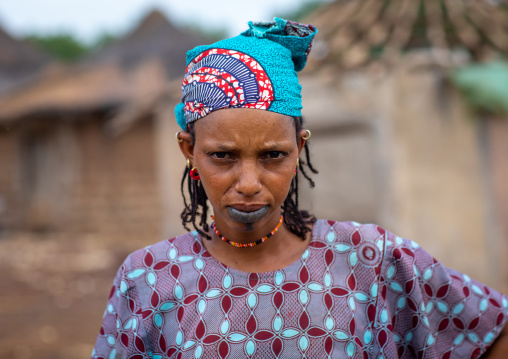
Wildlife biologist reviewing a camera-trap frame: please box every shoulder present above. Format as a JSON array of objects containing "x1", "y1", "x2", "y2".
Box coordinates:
[
  {"x1": 314, "y1": 219, "x2": 421, "y2": 255},
  {"x1": 119, "y1": 231, "x2": 204, "y2": 273},
  {"x1": 313, "y1": 219, "x2": 390, "y2": 244},
  {"x1": 311, "y1": 219, "x2": 430, "y2": 274},
  {"x1": 113, "y1": 231, "x2": 208, "y2": 306},
  {"x1": 310, "y1": 219, "x2": 387, "y2": 255}
]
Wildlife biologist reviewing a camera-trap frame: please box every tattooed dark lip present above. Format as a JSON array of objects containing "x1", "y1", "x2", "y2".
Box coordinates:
[{"x1": 227, "y1": 206, "x2": 269, "y2": 224}]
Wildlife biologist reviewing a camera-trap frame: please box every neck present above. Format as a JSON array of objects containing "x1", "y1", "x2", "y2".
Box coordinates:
[
  {"x1": 212, "y1": 211, "x2": 283, "y2": 244},
  {"x1": 212, "y1": 215, "x2": 283, "y2": 248},
  {"x1": 202, "y1": 221, "x2": 312, "y2": 273}
]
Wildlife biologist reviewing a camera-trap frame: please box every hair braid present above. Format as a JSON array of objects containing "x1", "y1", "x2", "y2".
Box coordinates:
[
  {"x1": 282, "y1": 116, "x2": 318, "y2": 239},
  {"x1": 180, "y1": 157, "x2": 211, "y2": 239}
]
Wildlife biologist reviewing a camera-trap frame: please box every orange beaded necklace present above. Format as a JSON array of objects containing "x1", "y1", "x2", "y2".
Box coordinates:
[{"x1": 211, "y1": 215, "x2": 284, "y2": 248}]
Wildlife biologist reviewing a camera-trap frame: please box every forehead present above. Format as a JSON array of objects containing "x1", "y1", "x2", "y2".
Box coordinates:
[{"x1": 193, "y1": 109, "x2": 296, "y2": 144}]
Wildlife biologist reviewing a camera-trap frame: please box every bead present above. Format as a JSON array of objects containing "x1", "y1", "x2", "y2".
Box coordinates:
[{"x1": 211, "y1": 215, "x2": 283, "y2": 248}]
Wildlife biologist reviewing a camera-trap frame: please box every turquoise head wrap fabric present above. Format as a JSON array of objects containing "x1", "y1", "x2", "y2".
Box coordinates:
[{"x1": 175, "y1": 18, "x2": 317, "y2": 130}]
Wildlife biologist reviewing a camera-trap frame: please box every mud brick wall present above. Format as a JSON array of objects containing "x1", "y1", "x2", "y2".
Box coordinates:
[
  {"x1": 0, "y1": 127, "x2": 20, "y2": 229},
  {"x1": 0, "y1": 115, "x2": 162, "y2": 238},
  {"x1": 70, "y1": 117, "x2": 161, "y2": 237}
]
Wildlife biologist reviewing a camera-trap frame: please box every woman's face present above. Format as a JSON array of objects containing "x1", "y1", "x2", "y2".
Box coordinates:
[{"x1": 179, "y1": 108, "x2": 306, "y2": 236}]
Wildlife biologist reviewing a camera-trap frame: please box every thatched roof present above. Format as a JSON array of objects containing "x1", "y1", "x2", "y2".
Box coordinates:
[
  {"x1": 83, "y1": 10, "x2": 207, "y2": 78},
  {"x1": 306, "y1": 0, "x2": 508, "y2": 69},
  {"x1": 0, "y1": 23, "x2": 49, "y2": 92},
  {"x1": 0, "y1": 10, "x2": 209, "y2": 124}
]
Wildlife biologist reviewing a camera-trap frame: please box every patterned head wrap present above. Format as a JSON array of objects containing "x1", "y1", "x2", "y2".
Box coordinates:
[{"x1": 175, "y1": 18, "x2": 317, "y2": 130}]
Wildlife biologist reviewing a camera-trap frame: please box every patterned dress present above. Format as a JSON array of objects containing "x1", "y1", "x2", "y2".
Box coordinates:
[{"x1": 92, "y1": 220, "x2": 508, "y2": 358}]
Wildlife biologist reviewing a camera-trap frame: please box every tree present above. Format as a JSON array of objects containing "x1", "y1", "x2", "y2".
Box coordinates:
[
  {"x1": 24, "y1": 34, "x2": 89, "y2": 62},
  {"x1": 24, "y1": 32, "x2": 118, "y2": 62}
]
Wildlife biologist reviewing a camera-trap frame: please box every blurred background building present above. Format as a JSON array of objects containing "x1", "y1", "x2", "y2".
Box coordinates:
[{"x1": 0, "y1": 0, "x2": 507, "y2": 358}]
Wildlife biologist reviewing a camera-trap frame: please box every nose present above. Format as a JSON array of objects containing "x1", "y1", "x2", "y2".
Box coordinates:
[{"x1": 234, "y1": 160, "x2": 262, "y2": 197}]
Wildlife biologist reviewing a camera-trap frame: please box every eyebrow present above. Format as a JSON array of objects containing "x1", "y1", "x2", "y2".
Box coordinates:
[
  {"x1": 207, "y1": 141, "x2": 293, "y2": 151},
  {"x1": 214, "y1": 143, "x2": 237, "y2": 151}
]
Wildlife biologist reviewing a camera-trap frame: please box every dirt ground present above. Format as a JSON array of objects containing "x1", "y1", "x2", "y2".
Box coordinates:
[{"x1": 0, "y1": 230, "x2": 153, "y2": 359}]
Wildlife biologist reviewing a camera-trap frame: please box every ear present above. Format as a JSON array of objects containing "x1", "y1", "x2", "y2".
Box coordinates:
[
  {"x1": 297, "y1": 129, "x2": 307, "y2": 157},
  {"x1": 178, "y1": 131, "x2": 195, "y2": 166}
]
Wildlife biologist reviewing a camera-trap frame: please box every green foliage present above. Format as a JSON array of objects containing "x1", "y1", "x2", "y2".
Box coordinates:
[
  {"x1": 24, "y1": 32, "x2": 119, "y2": 62},
  {"x1": 24, "y1": 33, "x2": 89, "y2": 62},
  {"x1": 450, "y1": 60, "x2": 508, "y2": 116},
  {"x1": 369, "y1": 44, "x2": 385, "y2": 59},
  {"x1": 91, "y1": 32, "x2": 119, "y2": 50}
]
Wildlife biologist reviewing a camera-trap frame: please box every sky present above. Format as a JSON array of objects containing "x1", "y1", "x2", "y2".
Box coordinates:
[{"x1": 0, "y1": 0, "x2": 324, "y2": 43}]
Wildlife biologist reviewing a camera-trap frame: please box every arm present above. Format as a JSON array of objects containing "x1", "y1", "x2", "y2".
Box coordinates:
[
  {"x1": 380, "y1": 232, "x2": 508, "y2": 358},
  {"x1": 91, "y1": 255, "x2": 146, "y2": 358}
]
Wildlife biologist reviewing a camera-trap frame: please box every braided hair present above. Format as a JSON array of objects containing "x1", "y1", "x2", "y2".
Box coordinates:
[{"x1": 180, "y1": 116, "x2": 318, "y2": 240}]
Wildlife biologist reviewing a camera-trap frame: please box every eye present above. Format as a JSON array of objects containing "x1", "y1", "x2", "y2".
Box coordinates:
[
  {"x1": 264, "y1": 151, "x2": 287, "y2": 159},
  {"x1": 210, "y1": 152, "x2": 231, "y2": 159}
]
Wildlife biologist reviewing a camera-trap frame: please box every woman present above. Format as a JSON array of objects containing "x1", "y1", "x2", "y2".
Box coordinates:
[{"x1": 92, "y1": 18, "x2": 507, "y2": 358}]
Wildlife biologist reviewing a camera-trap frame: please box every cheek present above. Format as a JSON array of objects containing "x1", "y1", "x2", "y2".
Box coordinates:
[
  {"x1": 194, "y1": 164, "x2": 231, "y2": 201},
  {"x1": 266, "y1": 166, "x2": 295, "y2": 197},
  {"x1": 198, "y1": 171, "x2": 224, "y2": 196}
]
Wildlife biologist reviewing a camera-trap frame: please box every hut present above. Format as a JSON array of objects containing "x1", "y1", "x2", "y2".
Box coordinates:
[
  {"x1": 297, "y1": 0, "x2": 508, "y2": 290},
  {"x1": 1, "y1": 1, "x2": 507, "y2": 291},
  {"x1": 0, "y1": 23, "x2": 49, "y2": 93},
  {"x1": 0, "y1": 21, "x2": 50, "y2": 230},
  {"x1": 0, "y1": 10, "x2": 208, "y2": 238}
]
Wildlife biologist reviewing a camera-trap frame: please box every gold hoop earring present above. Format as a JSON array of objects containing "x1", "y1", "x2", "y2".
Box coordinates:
[
  {"x1": 176, "y1": 132, "x2": 183, "y2": 143},
  {"x1": 186, "y1": 158, "x2": 191, "y2": 169},
  {"x1": 302, "y1": 129, "x2": 311, "y2": 141}
]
